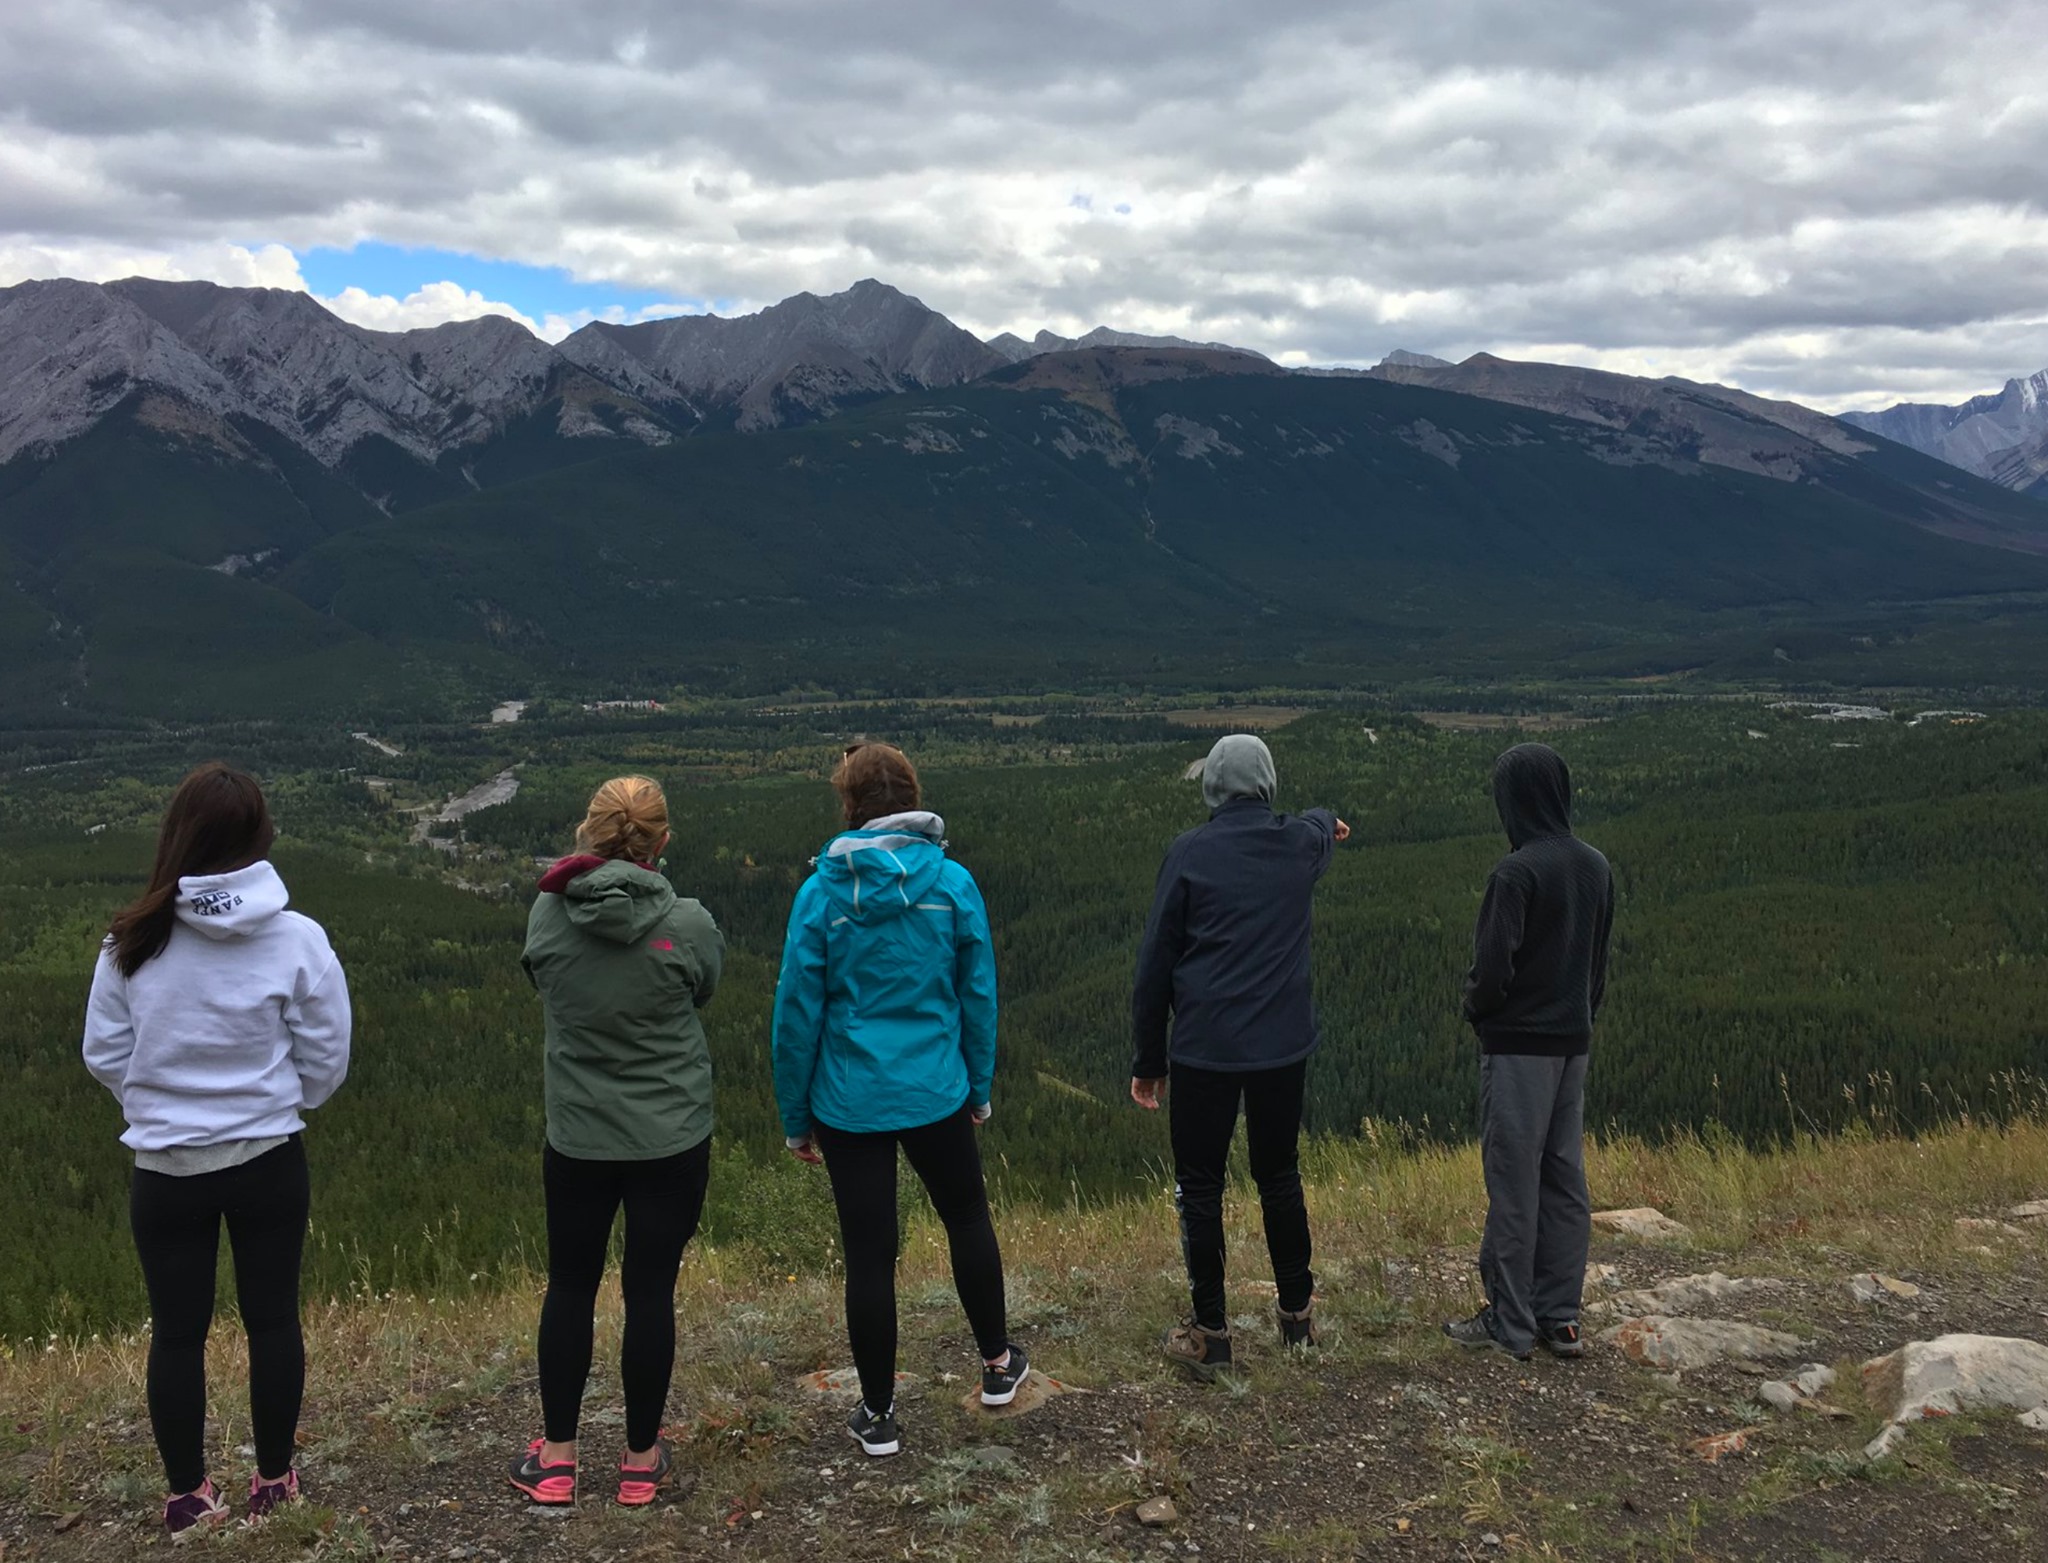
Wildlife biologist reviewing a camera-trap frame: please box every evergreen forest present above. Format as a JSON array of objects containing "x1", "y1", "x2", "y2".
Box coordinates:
[{"x1": 4, "y1": 696, "x2": 2045, "y2": 1338}]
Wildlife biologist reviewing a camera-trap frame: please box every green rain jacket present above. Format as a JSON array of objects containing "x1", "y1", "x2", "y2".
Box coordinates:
[{"x1": 522, "y1": 854, "x2": 724, "y2": 1160}]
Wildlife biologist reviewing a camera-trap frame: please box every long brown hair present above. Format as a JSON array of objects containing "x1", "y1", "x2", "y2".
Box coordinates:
[{"x1": 107, "y1": 763, "x2": 276, "y2": 976}]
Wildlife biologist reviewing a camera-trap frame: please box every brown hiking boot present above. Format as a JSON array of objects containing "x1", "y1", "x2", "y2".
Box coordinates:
[
  {"x1": 1277, "y1": 1301, "x2": 1319, "y2": 1349},
  {"x1": 1161, "y1": 1319, "x2": 1234, "y2": 1382}
]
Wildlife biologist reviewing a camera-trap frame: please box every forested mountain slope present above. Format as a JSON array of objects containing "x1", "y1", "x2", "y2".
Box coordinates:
[{"x1": 8, "y1": 353, "x2": 2048, "y2": 718}]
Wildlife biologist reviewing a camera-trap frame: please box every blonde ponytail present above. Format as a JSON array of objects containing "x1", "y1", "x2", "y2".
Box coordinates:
[{"x1": 576, "y1": 775, "x2": 669, "y2": 864}]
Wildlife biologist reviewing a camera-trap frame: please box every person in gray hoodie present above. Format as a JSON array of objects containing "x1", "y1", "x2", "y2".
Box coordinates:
[
  {"x1": 1445, "y1": 743, "x2": 1614, "y2": 1361},
  {"x1": 1131, "y1": 734, "x2": 1347, "y2": 1378}
]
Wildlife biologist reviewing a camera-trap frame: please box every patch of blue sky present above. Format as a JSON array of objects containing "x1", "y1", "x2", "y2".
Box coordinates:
[{"x1": 294, "y1": 242, "x2": 716, "y2": 319}]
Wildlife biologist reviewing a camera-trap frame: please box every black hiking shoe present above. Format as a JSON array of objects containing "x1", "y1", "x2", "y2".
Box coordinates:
[
  {"x1": 1539, "y1": 1321, "x2": 1586, "y2": 1359},
  {"x1": 981, "y1": 1342, "x2": 1031, "y2": 1406},
  {"x1": 846, "y1": 1401, "x2": 901, "y2": 1458},
  {"x1": 1277, "y1": 1301, "x2": 1319, "y2": 1348},
  {"x1": 1161, "y1": 1319, "x2": 1234, "y2": 1382},
  {"x1": 1442, "y1": 1307, "x2": 1533, "y2": 1361}
]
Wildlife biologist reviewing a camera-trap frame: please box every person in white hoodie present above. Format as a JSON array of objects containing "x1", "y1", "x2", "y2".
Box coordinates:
[{"x1": 81, "y1": 762, "x2": 352, "y2": 1540}]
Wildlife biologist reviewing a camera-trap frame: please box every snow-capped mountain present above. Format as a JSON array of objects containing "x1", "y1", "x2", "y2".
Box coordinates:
[{"x1": 1842, "y1": 371, "x2": 2048, "y2": 498}]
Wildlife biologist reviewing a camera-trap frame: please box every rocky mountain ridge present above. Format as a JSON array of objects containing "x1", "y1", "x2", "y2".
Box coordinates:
[
  {"x1": 1843, "y1": 371, "x2": 2048, "y2": 499},
  {"x1": 0, "y1": 275, "x2": 1008, "y2": 484}
]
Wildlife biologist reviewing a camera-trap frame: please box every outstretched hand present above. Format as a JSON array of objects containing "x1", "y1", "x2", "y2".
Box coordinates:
[
  {"x1": 1333, "y1": 817, "x2": 1352, "y2": 843},
  {"x1": 1130, "y1": 1076, "x2": 1166, "y2": 1111}
]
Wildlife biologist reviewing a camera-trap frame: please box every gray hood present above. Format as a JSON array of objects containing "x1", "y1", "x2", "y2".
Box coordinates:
[{"x1": 1202, "y1": 734, "x2": 1277, "y2": 812}]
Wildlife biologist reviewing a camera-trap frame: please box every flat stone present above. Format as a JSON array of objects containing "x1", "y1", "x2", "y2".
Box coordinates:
[
  {"x1": 1592, "y1": 1208, "x2": 1693, "y2": 1242},
  {"x1": 1862, "y1": 1334, "x2": 2048, "y2": 1427},
  {"x1": 2018, "y1": 1408, "x2": 2048, "y2": 1431},
  {"x1": 1585, "y1": 1262, "x2": 1620, "y2": 1288},
  {"x1": 2006, "y1": 1201, "x2": 2048, "y2": 1222},
  {"x1": 1794, "y1": 1363, "x2": 1837, "y2": 1396},
  {"x1": 1611, "y1": 1271, "x2": 1783, "y2": 1317},
  {"x1": 1954, "y1": 1217, "x2": 2027, "y2": 1239},
  {"x1": 1136, "y1": 1496, "x2": 1178, "y2": 1527},
  {"x1": 797, "y1": 1367, "x2": 920, "y2": 1400},
  {"x1": 1602, "y1": 1315, "x2": 1809, "y2": 1372},
  {"x1": 1759, "y1": 1380, "x2": 1801, "y2": 1413},
  {"x1": 959, "y1": 1372, "x2": 1086, "y2": 1419},
  {"x1": 1850, "y1": 1272, "x2": 1922, "y2": 1303}
]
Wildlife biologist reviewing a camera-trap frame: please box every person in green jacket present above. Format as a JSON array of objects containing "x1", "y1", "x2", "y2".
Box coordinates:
[{"x1": 506, "y1": 776, "x2": 723, "y2": 1510}]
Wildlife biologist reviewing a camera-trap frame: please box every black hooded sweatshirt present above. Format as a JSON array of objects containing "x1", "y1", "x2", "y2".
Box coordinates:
[{"x1": 1462, "y1": 743, "x2": 1614, "y2": 1056}]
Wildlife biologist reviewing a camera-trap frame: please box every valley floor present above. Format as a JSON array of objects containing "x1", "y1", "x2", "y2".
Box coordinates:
[{"x1": 6, "y1": 1122, "x2": 2048, "y2": 1561}]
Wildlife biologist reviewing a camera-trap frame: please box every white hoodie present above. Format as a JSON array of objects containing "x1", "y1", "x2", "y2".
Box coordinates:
[{"x1": 82, "y1": 862, "x2": 352, "y2": 1154}]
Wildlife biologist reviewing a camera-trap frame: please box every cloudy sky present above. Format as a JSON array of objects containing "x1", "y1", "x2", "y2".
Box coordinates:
[{"x1": 3, "y1": 0, "x2": 2044, "y2": 410}]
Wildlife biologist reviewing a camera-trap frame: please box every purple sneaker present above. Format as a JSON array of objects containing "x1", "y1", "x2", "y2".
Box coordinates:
[
  {"x1": 246, "y1": 1469, "x2": 302, "y2": 1522},
  {"x1": 164, "y1": 1479, "x2": 230, "y2": 1541}
]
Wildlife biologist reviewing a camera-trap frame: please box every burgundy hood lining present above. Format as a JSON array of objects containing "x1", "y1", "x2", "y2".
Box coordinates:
[{"x1": 537, "y1": 853, "x2": 656, "y2": 894}]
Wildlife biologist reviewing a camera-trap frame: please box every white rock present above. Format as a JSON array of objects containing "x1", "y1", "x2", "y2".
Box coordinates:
[
  {"x1": 2019, "y1": 1408, "x2": 2048, "y2": 1431},
  {"x1": 2007, "y1": 1200, "x2": 2048, "y2": 1222},
  {"x1": 1611, "y1": 1271, "x2": 1782, "y2": 1316},
  {"x1": 1602, "y1": 1315, "x2": 1809, "y2": 1371},
  {"x1": 1591, "y1": 1208, "x2": 1693, "y2": 1242},
  {"x1": 1793, "y1": 1364, "x2": 1837, "y2": 1397},
  {"x1": 1864, "y1": 1423, "x2": 1911, "y2": 1460},
  {"x1": 1758, "y1": 1380, "x2": 1800, "y2": 1413},
  {"x1": 1862, "y1": 1335, "x2": 2048, "y2": 1428}
]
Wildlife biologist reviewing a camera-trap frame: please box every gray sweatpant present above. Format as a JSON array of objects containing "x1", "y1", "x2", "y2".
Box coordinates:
[{"x1": 1477, "y1": 1052, "x2": 1591, "y2": 1354}]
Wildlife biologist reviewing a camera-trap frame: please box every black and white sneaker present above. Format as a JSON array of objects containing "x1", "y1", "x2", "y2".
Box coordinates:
[
  {"x1": 845, "y1": 1401, "x2": 901, "y2": 1458},
  {"x1": 980, "y1": 1343, "x2": 1030, "y2": 1406},
  {"x1": 1442, "y1": 1306, "x2": 1533, "y2": 1362}
]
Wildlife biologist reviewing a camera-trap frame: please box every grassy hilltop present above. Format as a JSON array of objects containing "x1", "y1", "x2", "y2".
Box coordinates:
[{"x1": 4, "y1": 1116, "x2": 2047, "y2": 1560}]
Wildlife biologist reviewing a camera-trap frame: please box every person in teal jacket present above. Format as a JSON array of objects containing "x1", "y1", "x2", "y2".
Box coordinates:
[{"x1": 772, "y1": 742, "x2": 1027, "y2": 1458}]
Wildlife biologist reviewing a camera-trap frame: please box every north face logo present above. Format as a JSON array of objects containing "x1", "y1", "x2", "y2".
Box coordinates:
[{"x1": 189, "y1": 890, "x2": 242, "y2": 917}]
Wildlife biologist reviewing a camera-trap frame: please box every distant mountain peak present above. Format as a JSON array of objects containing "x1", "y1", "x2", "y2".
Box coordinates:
[
  {"x1": 1842, "y1": 368, "x2": 2048, "y2": 499},
  {"x1": 988, "y1": 323, "x2": 1273, "y2": 365},
  {"x1": 1376, "y1": 349, "x2": 1455, "y2": 370}
]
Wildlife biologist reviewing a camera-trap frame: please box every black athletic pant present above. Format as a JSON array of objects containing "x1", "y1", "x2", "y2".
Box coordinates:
[
  {"x1": 129, "y1": 1137, "x2": 310, "y2": 1495},
  {"x1": 538, "y1": 1138, "x2": 710, "y2": 1451},
  {"x1": 1170, "y1": 1059, "x2": 1314, "y2": 1330},
  {"x1": 814, "y1": 1107, "x2": 1008, "y2": 1416}
]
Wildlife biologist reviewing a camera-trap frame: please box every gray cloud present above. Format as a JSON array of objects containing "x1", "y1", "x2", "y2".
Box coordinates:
[{"x1": 1, "y1": 0, "x2": 2044, "y2": 407}]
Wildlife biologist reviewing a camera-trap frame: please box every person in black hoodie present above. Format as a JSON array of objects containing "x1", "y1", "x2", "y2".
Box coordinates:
[
  {"x1": 1131, "y1": 734, "x2": 1348, "y2": 1379},
  {"x1": 1446, "y1": 742, "x2": 1614, "y2": 1361}
]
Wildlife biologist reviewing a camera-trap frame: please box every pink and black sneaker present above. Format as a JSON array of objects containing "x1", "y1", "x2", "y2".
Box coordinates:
[
  {"x1": 163, "y1": 1479, "x2": 231, "y2": 1541},
  {"x1": 246, "y1": 1469, "x2": 301, "y2": 1523},
  {"x1": 615, "y1": 1438, "x2": 672, "y2": 1507},
  {"x1": 507, "y1": 1438, "x2": 577, "y2": 1506}
]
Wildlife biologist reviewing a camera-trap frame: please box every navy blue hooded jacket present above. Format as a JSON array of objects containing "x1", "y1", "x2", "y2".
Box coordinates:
[{"x1": 1130, "y1": 798, "x2": 1337, "y2": 1077}]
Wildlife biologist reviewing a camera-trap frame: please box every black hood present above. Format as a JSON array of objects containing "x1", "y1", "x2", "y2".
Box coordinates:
[{"x1": 1492, "y1": 742, "x2": 1573, "y2": 848}]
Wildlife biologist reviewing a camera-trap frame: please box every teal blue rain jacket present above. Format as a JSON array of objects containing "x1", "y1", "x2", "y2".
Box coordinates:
[{"x1": 771, "y1": 812, "x2": 998, "y2": 1137}]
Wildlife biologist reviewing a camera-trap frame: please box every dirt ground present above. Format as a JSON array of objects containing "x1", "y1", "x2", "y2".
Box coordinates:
[{"x1": 5, "y1": 1231, "x2": 2046, "y2": 1562}]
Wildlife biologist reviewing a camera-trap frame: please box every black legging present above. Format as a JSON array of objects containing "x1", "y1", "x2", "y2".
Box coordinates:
[
  {"x1": 814, "y1": 1106, "x2": 1007, "y2": 1416},
  {"x1": 1170, "y1": 1059, "x2": 1314, "y2": 1330},
  {"x1": 538, "y1": 1138, "x2": 710, "y2": 1451},
  {"x1": 130, "y1": 1138, "x2": 309, "y2": 1494}
]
